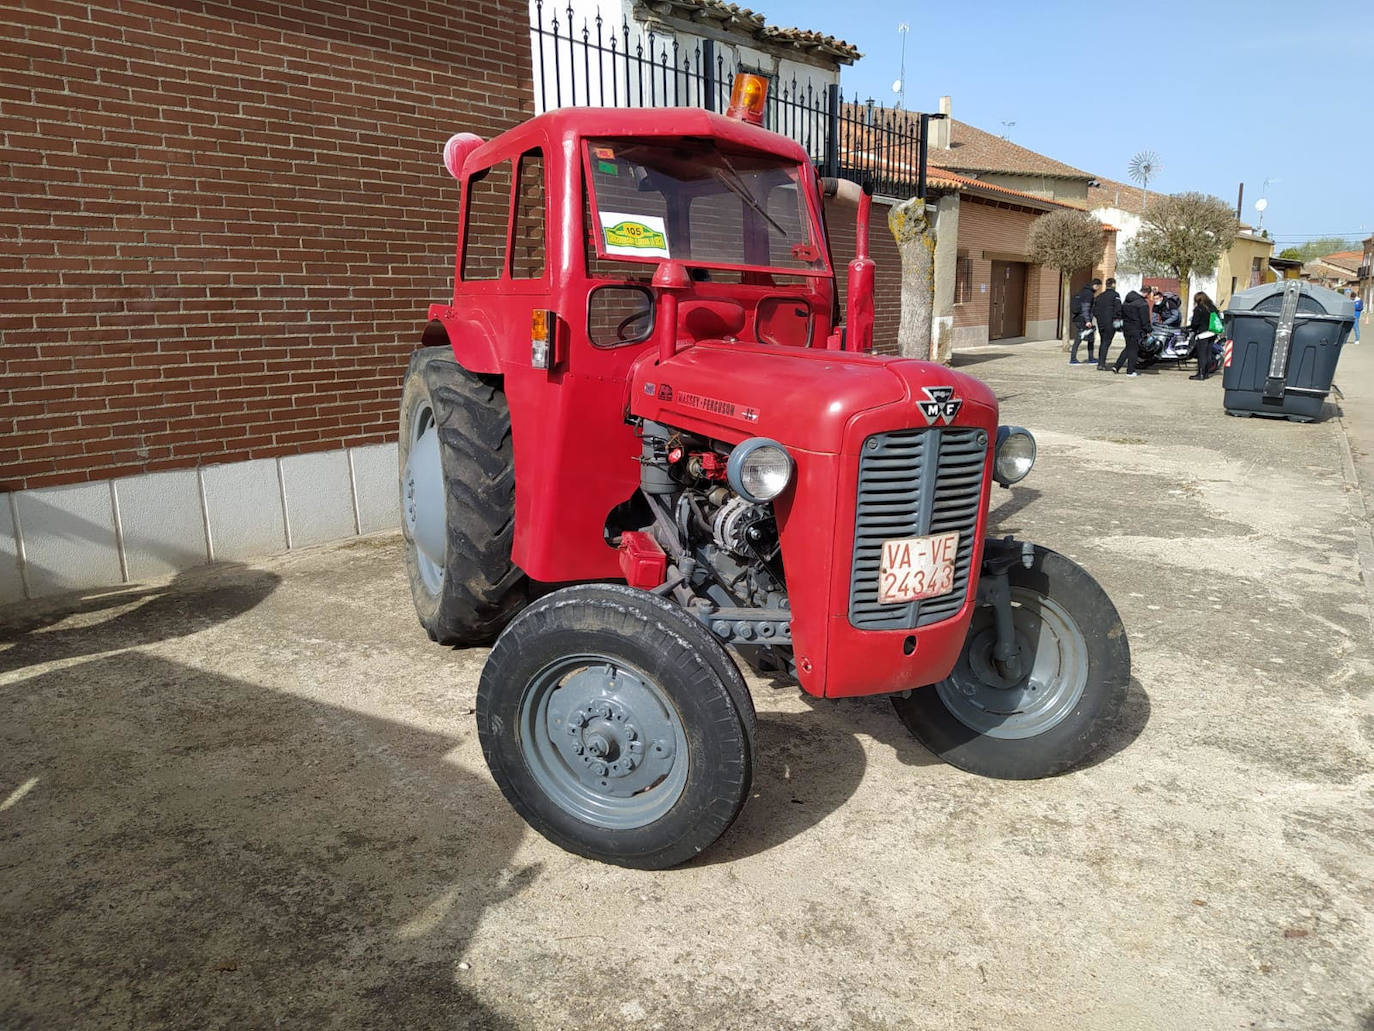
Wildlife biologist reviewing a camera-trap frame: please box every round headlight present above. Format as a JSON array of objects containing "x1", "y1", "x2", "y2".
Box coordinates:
[
  {"x1": 727, "y1": 438, "x2": 794, "y2": 503},
  {"x1": 994, "y1": 426, "x2": 1036, "y2": 486}
]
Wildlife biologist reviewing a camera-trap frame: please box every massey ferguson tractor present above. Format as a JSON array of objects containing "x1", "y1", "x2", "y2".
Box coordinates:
[{"x1": 399, "y1": 77, "x2": 1131, "y2": 869}]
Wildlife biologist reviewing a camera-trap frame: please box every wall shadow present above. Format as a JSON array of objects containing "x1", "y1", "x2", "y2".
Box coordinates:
[
  {"x1": 0, "y1": 564, "x2": 280, "y2": 675},
  {"x1": 950, "y1": 350, "x2": 1015, "y2": 369},
  {"x1": 0, "y1": 652, "x2": 531, "y2": 1029}
]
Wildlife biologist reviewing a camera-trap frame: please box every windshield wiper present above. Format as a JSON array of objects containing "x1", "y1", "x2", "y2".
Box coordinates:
[{"x1": 713, "y1": 151, "x2": 788, "y2": 238}]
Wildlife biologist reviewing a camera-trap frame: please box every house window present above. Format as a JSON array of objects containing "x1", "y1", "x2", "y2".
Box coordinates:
[
  {"x1": 954, "y1": 256, "x2": 973, "y2": 304},
  {"x1": 461, "y1": 161, "x2": 512, "y2": 281},
  {"x1": 1250, "y1": 256, "x2": 1263, "y2": 288}
]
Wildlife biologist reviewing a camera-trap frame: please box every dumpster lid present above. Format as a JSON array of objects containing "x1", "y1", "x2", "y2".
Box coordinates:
[{"x1": 1226, "y1": 280, "x2": 1355, "y2": 318}]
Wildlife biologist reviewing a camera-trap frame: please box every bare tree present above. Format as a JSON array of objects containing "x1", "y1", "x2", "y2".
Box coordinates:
[
  {"x1": 1027, "y1": 209, "x2": 1103, "y2": 348},
  {"x1": 1132, "y1": 192, "x2": 1239, "y2": 303}
]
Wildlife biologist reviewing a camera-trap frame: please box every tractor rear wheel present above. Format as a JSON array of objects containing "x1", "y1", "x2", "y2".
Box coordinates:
[
  {"x1": 477, "y1": 583, "x2": 756, "y2": 869},
  {"x1": 399, "y1": 346, "x2": 528, "y2": 646}
]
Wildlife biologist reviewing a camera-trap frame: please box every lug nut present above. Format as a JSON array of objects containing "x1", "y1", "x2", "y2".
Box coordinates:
[
  {"x1": 713, "y1": 620, "x2": 731, "y2": 637},
  {"x1": 734, "y1": 621, "x2": 754, "y2": 640},
  {"x1": 590, "y1": 760, "x2": 607, "y2": 776}
]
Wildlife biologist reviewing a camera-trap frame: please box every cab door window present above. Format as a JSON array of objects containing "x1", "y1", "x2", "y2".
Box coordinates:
[{"x1": 461, "y1": 160, "x2": 512, "y2": 281}]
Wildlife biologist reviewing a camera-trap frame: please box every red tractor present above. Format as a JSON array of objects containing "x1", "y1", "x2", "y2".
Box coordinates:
[{"x1": 400, "y1": 78, "x2": 1130, "y2": 868}]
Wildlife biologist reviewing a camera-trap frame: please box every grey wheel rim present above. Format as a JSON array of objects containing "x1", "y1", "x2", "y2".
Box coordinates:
[
  {"x1": 936, "y1": 586, "x2": 1089, "y2": 740},
  {"x1": 402, "y1": 400, "x2": 445, "y2": 595},
  {"x1": 518, "y1": 655, "x2": 689, "y2": 830}
]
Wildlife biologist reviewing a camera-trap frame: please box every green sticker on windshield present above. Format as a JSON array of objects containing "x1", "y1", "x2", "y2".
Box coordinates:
[
  {"x1": 597, "y1": 160, "x2": 617, "y2": 175},
  {"x1": 604, "y1": 221, "x2": 666, "y2": 250},
  {"x1": 598, "y1": 212, "x2": 670, "y2": 258}
]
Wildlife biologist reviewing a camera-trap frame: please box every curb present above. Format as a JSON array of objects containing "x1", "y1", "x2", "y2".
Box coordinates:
[{"x1": 1334, "y1": 412, "x2": 1374, "y2": 633}]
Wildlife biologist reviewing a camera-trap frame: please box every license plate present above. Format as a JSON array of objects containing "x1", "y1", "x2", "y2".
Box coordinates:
[{"x1": 878, "y1": 531, "x2": 959, "y2": 604}]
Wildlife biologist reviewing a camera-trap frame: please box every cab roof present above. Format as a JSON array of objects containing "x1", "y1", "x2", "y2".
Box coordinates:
[{"x1": 458, "y1": 106, "x2": 816, "y2": 178}]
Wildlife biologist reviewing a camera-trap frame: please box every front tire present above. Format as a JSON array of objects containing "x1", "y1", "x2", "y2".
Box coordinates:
[
  {"x1": 477, "y1": 584, "x2": 756, "y2": 869},
  {"x1": 399, "y1": 346, "x2": 528, "y2": 646},
  {"x1": 893, "y1": 545, "x2": 1129, "y2": 779}
]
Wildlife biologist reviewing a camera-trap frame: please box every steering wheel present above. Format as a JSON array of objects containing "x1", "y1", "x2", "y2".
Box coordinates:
[{"x1": 616, "y1": 309, "x2": 652, "y2": 341}]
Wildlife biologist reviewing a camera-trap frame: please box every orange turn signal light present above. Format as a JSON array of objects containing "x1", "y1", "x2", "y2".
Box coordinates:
[
  {"x1": 726, "y1": 73, "x2": 768, "y2": 125},
  {"x1": 531, "y1": 308, "x2": 555, "y2": 369}
]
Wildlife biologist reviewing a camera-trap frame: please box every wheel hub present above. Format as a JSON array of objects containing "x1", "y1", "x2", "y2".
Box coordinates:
[
  {"x1": 935, "y1": 588, "x2": 1090, "y2": 740},
  {"x1": 402, "y1": 417, "x2": 446, "y2": 585},
  {"x1": 531, "y1": 663, "x2": 681, "y2": 812}
]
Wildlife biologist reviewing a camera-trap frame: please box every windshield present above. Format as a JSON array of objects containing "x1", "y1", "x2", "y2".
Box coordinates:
[{"x1": 584, "y1": 138, "x2": 826, "y2": 275}]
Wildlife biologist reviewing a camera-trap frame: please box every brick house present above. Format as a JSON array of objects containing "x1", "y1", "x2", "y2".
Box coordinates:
[
  {"x1": 1, "y1": 0, "x2": 532, "y2": 601},
  {"x1": 922, "y1": 100, "x2": 1116, "y2": 351}
]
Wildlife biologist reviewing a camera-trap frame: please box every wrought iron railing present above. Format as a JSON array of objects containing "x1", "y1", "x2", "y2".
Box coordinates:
[{"x1": 530, "y1": 2, "x2": 929, "y2": 199}]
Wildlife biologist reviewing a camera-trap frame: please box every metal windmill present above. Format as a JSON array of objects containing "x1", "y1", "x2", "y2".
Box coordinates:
[{"x1": 1127, "y1": 150, "x2": 1161, "y2": 210}]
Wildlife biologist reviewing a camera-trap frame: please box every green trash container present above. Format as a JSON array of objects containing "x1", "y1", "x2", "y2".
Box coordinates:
[{"x1": 1222, "y1": 279, "x2": 1354, "y2": 423}]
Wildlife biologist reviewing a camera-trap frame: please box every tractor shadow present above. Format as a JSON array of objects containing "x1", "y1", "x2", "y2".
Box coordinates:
[
  {"x1": 708, "y1": 673, "x2": 1151, "y2": 863},
  {"x1": 950, "y1": 349, "x2": 1016, "y2": 369},
  {"x1": 0, "y1": 651, "x2": 532, "y2": 1029},
  {"x1": 701, "y1": 692, "x2": 939, "y2": 864}
]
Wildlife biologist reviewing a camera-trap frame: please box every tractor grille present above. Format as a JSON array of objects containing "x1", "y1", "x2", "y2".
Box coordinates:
[{"x1": 848, "y1": 428, "x2": 987, "y2": 630}]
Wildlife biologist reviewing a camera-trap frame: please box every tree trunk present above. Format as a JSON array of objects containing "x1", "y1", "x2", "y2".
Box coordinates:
[{"x1": 888, "y1": 197, "x2": 934, "y2": 360}]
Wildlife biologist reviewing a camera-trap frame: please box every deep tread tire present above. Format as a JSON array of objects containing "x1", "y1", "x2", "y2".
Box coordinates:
[
  {"x1": 399, "y1": 346, "x2": 528, "y2": 646},
  {"x1": 477, "y1": 583, "x2": 756, "y2": 869},
  {"x1": 892, "y1": 545, "x2": 1130, "y2": 779}
]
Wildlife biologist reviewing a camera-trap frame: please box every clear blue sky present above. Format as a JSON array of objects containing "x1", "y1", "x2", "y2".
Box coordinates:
[{"x1": 780, "y1": 0, "x2": 1373, "y2": 248}]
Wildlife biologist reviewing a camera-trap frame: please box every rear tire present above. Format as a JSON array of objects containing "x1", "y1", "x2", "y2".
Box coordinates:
[
  {"x1": 477, "y1": 584, "x2": 756, "y2": 869},
  {"x1": 399, "y1": 346, "x2": 528, "y2": 646},
  {"x1": 892, "y1": 545, "x2": 1129, "y2": 779}
]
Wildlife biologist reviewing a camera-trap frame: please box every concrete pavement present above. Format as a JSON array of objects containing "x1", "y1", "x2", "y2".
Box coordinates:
[{"x1": 2, "y1": 339, "x2": 1371, "y2": 1030}]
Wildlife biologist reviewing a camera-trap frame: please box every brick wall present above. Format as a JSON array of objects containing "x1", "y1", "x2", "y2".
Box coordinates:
[
  {"x1": 1, "y1": 0, "x2": 532, "y2": 491},
  {"x1": 825, "y1": 196, "x2": 902, "y2": 355},
  {"x1": 952, "y1": 197, "x2": 1060, "y2": 339}
]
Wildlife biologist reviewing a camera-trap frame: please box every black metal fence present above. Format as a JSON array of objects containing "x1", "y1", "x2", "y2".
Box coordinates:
[{"x1": 530, "y1": 2, "x2": 929, "y2": 199}]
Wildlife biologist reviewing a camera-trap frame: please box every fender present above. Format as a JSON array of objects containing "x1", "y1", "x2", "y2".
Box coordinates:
[{"x1": 424, "y1": 307, "x2": 501, "y2": 374}]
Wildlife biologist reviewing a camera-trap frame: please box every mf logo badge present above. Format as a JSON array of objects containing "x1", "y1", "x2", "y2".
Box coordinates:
[{"x1": 918, "y1": 386, "x2": 962, "y2": 425}]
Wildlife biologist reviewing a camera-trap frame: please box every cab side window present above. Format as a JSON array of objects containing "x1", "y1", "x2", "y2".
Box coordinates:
[
  {"x1": 510, "y1": 150, "x2": 545, "y2": 279},
  {"x1": 461, "y1": 161, "x2": 512, "y2": 281}
]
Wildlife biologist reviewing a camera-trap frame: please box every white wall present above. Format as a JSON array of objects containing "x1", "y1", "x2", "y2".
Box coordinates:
[
  {"x1": 0, "y1": 443, "x2": 399, "y2": 603},
  {"x1": 1095, "y1": 203, "x2": 1218, "y2": 303}
]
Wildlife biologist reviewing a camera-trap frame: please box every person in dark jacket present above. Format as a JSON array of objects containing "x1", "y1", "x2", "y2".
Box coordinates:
[
  {"x1": 1113, "y1": 288, "x2": 1151, "y2": 376},
  {"x1": 1069, "y1": 278, "x2": 1099, "y2": 365},
  {"x1": 1092, "y1": 277, "x2": 1123, "y2": 370},
  {"x1": 1186, "y1": 291, "x2": 1219, "y2": 380}
]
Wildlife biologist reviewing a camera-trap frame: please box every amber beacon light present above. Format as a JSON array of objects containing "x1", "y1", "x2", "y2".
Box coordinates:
[{"x1": 726, "y1": 73, "x2": 768, "y2": 125}]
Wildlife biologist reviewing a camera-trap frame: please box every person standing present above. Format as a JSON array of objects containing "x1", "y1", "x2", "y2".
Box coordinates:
[
  {"x1": 1093, "y1": 277, "x2": 1123, "y2": 370},
  {"x1": 1186, "y1": 291, "x2": 1219, "y2": 381},
  {"x1": 1354, "y1": 292, "x2": 1363, "y2": 343},
  {"x1": 1069, "y1": 278, "x2": 1099, "y2": 365},
  {"x1": 1114, "y1": 287, "x2": 1151, "y2": 376}
]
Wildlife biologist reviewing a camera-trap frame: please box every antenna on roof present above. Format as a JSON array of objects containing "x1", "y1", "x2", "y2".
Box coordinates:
[
  {"x1": 891, "y1": 22, "x2": 908, "y2": 109},
  {"x1": 999, "y1": 120, "x2": 1015, "y2": 139}
]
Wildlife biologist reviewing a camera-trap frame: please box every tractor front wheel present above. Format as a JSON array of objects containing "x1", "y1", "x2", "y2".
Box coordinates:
[
  {"x1": 477, "y1": 584, "x2": 756, "y2": 869},
  {"x1": 893, "y1": 544, "x2": 1130, "y2": 779},
  {"x1": 399, "y1": 346, "x2": 528, "y2": 646}
]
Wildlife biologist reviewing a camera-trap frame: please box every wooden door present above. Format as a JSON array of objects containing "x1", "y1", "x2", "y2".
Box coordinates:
[{"x1": 989, "y1": 261, "x2": 1026, "y2": 340}]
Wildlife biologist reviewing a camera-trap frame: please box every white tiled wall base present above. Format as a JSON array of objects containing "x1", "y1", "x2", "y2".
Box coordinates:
[{"x1": 0, "y1": 443, "x2": 400, "y2": 603}]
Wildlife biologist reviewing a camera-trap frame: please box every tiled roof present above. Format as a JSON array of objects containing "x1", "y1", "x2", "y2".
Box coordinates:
[
  {"x1": 639, "y1": 1, "x2": 861, "y2": 63},
  {"x1": 1320, "y1": 250, "x2": 1362, "y2": 271},
  {"x1": 1087, "y1": 175, "x2": 1150, "y2": 213},
  {"x1": 933, "y1": 119, "x2": 1094, "y2": 180},
  {"x1": 927, "y1": 167, "x2": 1115, "y2": 231}
]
